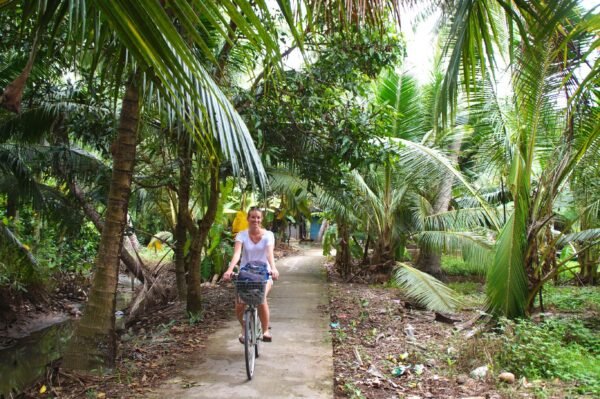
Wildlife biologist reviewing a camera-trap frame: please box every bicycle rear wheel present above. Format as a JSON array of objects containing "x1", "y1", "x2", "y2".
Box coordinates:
[{"x1": 244, "y1": 309, "x2": 256, "y2": 379}]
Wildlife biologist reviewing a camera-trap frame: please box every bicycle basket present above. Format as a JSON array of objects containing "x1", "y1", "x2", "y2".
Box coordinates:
[{"x1": 235, "y1": 280, "x2": 267, "y2": 306}]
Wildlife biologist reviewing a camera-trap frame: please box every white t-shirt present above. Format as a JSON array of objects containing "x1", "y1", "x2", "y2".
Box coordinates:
[{"x1": 235, "y1": 229, "x2": 275, "y2": 270}]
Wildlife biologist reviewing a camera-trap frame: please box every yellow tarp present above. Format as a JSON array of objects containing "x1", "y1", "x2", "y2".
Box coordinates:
[{"x1": 232, "y1": 210, "x2": 248, "y2": 234}]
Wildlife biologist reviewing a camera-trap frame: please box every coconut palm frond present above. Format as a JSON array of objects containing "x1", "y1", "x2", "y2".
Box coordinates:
[
  {"x1": 376, "y1": 70, "x2": 424, "y2": 140},
  {"x1": 486, "y1": 209, "x2": 529, "y2": 318},
  {"x1": 418, "y1": 230, "x2": 494, "y2": 273},
  {"x1": 557, "y1": 228, "x2": 600, "y2": 246},
  {"x1": 0, "y1": 97, "x2": 113, "y2": 143},
  {"x1": 268, "y1": 168, "x2": 308, "y2": 197},
  {"x1": 394, "y1": 262, "x2": 460, "y2": 313},
  {"x1": 390, "y1": 183, "x2": 409, "y2": 215},
  {"x1": 95, "y1": 0, "x2": 269, "y2": 188},
  {"x1": 349, "y1": 169, "x2": 382, "y2": 213},
  {"x1": 456, "y1": 187, "x2": 509, "y2": 209},
  {"x1": 0, "y1": 144, "x2": 45, "y2": 209},
  {"x1": 425, "y1": 207, "x2": 498, "y2": 231},
  {"x1": 38, "y1": 183, "x2": 90, "y2": 231},
  {"x1": 0, "y1": 223, "x2": 39, "y2": 272},
  {"x1": 438, "y1": 0, "x2": 505, "y2": 125},
  {"x1": 389, "y1": 137, "x2": 500, "y2": 230},
  {"x1": 314, "y1": 189, "x2": 360, "y2": 225}
]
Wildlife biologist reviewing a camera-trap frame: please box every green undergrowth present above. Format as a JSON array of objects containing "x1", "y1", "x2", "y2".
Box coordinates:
[
  {"x1": 138, "y1": 246, "x2": 173, "y2": 263},
  {"x1": 441, "y1": 255, "x2": 485, "y2": 276},
  {"x1": 535, "y1": 285, "x2": 600, "y2": 313},
  {"x1": 447, "y1": 281, "x2": 485, "y2": 308},
  {"x1": 496, "y1": 317, "x2": 600, "y2": 396},
  {"x1": 449, "y1": 317, "x2": 600, "y2": 396}
]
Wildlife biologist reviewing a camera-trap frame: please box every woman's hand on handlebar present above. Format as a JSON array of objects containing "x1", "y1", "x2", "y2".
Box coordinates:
[
  {"x1": 223, "y1": 270, "x2": 234, "y2": 281},
  {"x1": 271, "y1": 269, "x2": 280, "y2": 280}
]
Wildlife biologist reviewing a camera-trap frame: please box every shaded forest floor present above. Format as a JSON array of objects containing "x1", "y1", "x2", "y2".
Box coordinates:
[{"x1": 5, "y1": 246, "x2": 599, "y2": 398}]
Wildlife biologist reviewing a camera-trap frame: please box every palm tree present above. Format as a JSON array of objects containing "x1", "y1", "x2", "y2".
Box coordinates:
[{"x1": 439, "y1": 0, "x2": 599, "y2": 317}]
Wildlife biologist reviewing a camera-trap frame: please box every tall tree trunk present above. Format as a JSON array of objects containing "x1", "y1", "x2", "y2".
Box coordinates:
[
  {"x1": 336, "y1": 219, "x2": 351, "y2": 278},
  {"x1": 579, "y1": 214, "x2": 599, "y2": 285},
  {"x1": 62, "y1": 79, "x2": 140, "y2": 371},
  {"x1": 67, "y1": 179, "x2": 147, "y2": 284},
  {"x1": 415, "y1": 180, "x2": 449, "y2": 279},
  {"x1": 579, "y1": 248, "x2": 598, "y2": 285},
  {"x1": 5, "y1": 193, "x2": 18, "y2": 219},
  {"x1": 186, "y1": 163, "x2": 220, "y2": 313},
  {"x1": 416, "y1": 135, "x2": 463, "y2": 279},
  {"x1": 174, "y1": 136, "x2": 191, "y2": 300},
  {"x1": 316, "y1": 219, "x2": 329, "y2": 243}
]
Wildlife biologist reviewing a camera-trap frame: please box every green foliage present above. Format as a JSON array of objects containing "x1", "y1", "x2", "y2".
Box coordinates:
[
  {"x1": 342, "y1": 382, "x2": 366, "y2": 399},
  {"x1": 447, "y1": 281, "x2": 485, "y2": 309},
  {"x1": 535, "y1": 285, "x2": 600, "y2": 313},
  {"x1": 138, "y1": 246, "x2": 173, "y2": 263},
  {"x1": 0, "y1": 208, "x2": 99, "y2": 290},
  {"x1": 441, "y1": 255, "x2": 486, "y2": 276},
  {"x1": 311, "y1": 30, "x2": 404, "y2": 85},
  {"x1": 497, "y1": 318, "x2": 600, "y2": 395},
  {"x1": 187, "y1": 311, "x2": 203, "y2": 326},
  {"x1": 322, "y1": 224, "x2": 338, "y2": 256},
  {"x1": 0, "y1": 224, "x2": 41, "y2": 290},
  {"x1": 243, "y1": 30, "x2": 403, "y2": 191}
]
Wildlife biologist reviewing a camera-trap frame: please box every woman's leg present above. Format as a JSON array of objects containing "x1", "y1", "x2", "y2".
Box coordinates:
[
  {"x1": 235, "y1": 300, "x2": 246, "y2": 336},
  {"x1": 258, "y1": 281, "x2": 273, "y2": 338}
]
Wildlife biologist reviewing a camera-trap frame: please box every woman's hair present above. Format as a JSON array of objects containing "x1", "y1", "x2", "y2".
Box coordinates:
[{"x1": 247, "y1": 206, "x2": 263, "y2": 217}]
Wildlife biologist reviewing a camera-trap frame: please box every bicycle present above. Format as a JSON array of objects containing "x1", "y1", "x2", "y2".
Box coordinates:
[{"x1": 232, "y1": 273, "x2": 269, "y2": 380}]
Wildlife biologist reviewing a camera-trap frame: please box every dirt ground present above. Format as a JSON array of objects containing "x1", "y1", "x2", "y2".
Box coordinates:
[
  {"x1": 325, "y1": 265, "x2": 591, "y2": 399},
  {"x1": 328, "y1": 278, "x2": 502, "y2": 398}
]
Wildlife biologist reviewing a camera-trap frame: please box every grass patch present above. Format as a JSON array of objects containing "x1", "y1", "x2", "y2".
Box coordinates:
[
  {"x1": 447, "y1": 281, "x2": 485, "y2": 308},
  {"x1": 556, "y1": 261, "x2": 581, "y2": 283},
  {"x1": 535, "y1": 285, "x2": 600, "y2": 313},
  {"x1": 441, "y1": 255, "x2": 485, "y2": 276}
]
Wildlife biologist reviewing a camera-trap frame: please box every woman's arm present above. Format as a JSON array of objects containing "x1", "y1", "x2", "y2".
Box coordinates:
[
  {"x1": 267, "y1": 243, "x2": 279, "y2": 280},
  {"x1": 223, "y1": 240, "x2": 242, "y2": 280}
]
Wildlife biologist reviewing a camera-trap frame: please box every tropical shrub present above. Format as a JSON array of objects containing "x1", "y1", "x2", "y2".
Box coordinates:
[{"x1": 496, "y1": 318, "x2": 600, "y2": 394}]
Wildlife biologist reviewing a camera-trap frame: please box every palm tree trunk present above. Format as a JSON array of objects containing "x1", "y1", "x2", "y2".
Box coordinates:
[
  {"x1": 62, "y1": 78, "x2": 140, "y2": 371},
  {"x1": 579, "y1": 248, "x2": 598, "y2": 285},
  {"x1": 67, "y1": 179, "x2": 147, "y2": 284},
  {"x1": 316, "y1": 219, "x2": 329, "y2": 243},
  {"x1": 186, "y1": 163, "x2": 220, "y2": 313},
  {"x1": 579, "y1": 213, "x2": 599, "y2": 285},
  {"x1": 416, "y1": 134, "x2": 463, "y2": 279},
  {"x1": 174, "y1": 136, "x2": 191, "y2": 300},
  {"x1": 415, "y1": 178, "x2": 452, "y2": 280},
  {"x1": 336, "y1": 219, "x2": 351, "y2": 277}
]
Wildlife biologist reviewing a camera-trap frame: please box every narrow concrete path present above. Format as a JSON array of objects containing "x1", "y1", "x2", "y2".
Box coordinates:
[{"x1": 149, "y1": 248, "x2": 333, "y2": 398}]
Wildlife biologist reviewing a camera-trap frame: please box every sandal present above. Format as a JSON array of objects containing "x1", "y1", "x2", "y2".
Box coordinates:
[
  {"x1": 238, "y1": 334, "x2": 245, "y2": 344},
  {"x1": 262, "y1": 333, "x2": 272, "y2": 342}
]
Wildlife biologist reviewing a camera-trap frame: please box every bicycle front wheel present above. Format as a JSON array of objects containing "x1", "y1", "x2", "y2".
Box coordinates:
[
  {"x1": 244, "y1": 309, "x2": 256, "y2": 379},
  {"x1": 255, "y1": 317, "x2": 262, "y2": 359}
]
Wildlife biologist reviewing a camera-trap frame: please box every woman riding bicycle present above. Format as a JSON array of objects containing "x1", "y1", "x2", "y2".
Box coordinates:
[{"x1": 223, "y1": 207, "x2": 279, "y2": 342}]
